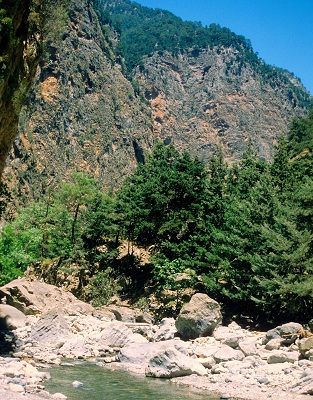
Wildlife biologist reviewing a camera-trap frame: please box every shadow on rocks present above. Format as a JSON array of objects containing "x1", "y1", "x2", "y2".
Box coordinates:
[
  {"x1": 0, "y1": 327, "x2": 16, "y2": 355},
  {"x1": 0, "y1": 304, "x2": 26, "y2": 355}
]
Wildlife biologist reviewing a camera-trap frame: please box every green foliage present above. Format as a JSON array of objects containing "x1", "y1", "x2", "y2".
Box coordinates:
[
  {"x1": 0, "y1": 181, "x2": 9, "y2": 219},
  {"x1": 117, "y1": 142, "x2": 208, "y2": 260},
  {"x1": 100, "y1": 0, "x2": 253, "y2": 72},
  {"x1": 28, "y1": 0, "x2": 70, "y2": 50},
  {"x1": 0, "y1": 215, "x2": 43, "y2": 285},
  {"x1": 0, "y1": 172, "x2": 117, "y2": 285},
  {"x1": 56, "y1": 172, "x2": 97, "y2": 245},
  {"x1": 288, "y1": 109, "x2": 313, "y2": 156},
  {"x1": 1, "y1": 110, "x2": 313, "y2": 322},
  {"x1": 251, "y1": 201, "x2": 313, "y2": 320},
  {"x1": 89, "y1": 268, "x2": 121, "y2": 306},
  {"x1": 152, "y1": 259, "x2": 185, "y2": 291},
  {"x1": 93, "y1": 0, "x2": 312, "y2": 107}
]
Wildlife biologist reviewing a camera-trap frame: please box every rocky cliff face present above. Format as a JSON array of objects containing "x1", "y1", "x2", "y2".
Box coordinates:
[
  {"x1": 0, "y1": 0, "x2": 41, "y2": 178},
  {"x1": 4, "y1": 0, "x2": 153, "y2": 203},
  {"x1": 134, "y1": 48, "x2": 309, "y2": 163},
  {"x1": 2, "y1": 0, "x2": 311, "y2": 204}
]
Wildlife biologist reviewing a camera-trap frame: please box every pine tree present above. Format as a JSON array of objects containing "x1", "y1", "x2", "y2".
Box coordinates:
[{"x1": 116, "y1": 142, "x2": 208, "y2": 261}]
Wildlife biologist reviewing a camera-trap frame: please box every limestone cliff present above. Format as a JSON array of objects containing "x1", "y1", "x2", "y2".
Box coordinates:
[
  {"x1": 2, "y1": 0, "x2": 312, "y2": 205},
  {"x1": 134, "y1": 48, "x2": 309, "y2": 163},
  {"x1": 4, "y1": 0, "x2": 153, "y2": 203}
]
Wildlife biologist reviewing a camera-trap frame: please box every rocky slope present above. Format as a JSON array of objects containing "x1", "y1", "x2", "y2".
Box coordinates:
[
  {"x1": 134, "y1": 48, "x2": 310, "y2": 163},
  {"x1": 3, "y1": 0, "x2": 153, "y2": 205},
  {"x1": 2, "y1": 0, "x2": 312, "y2": 205}
]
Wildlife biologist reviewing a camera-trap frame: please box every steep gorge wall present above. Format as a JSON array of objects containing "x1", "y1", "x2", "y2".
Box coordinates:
[
  {"x1": 2, "y1": 0, "x2": 311, "y2": 205},
  {"x1": 0, "y1": 0, "x2": 41, "y2": 178},
  {"x1": 134, "y1": 48, "x2": 309, "y2": 163},
  {"x1": 4, "y1": 0, "x2": 153, "y2": 203}
]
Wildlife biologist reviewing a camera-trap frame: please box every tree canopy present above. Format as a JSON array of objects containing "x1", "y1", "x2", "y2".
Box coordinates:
[{"x1": 1, "y1": 110, "x2": 313, "y2": 322}]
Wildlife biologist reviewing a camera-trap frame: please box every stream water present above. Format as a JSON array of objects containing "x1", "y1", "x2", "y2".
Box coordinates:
[{"x1": 43, "y1": 361, "x2": 221, "y2": 400}]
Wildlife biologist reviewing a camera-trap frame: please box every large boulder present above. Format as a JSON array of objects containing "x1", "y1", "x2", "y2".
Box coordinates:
[
  {"x1": 30, "y1": 310, "x2": 72, "y2": 346},
  {"x1": 0, "y1": 304, "x2": 26, "y2": 330},
  {"x1": 118, "y1": 339, "x2": 190, "y2": 365},
  {"x1": 145, "y1": 348, "x2": 208, "y2": 378},
  {"x1": 98, "y1": 321, "x2": 148, "y2": 348},
  {"x1": 175, "y1": 293, "x2": 222, "y2": 340},
  {"x1": 0, "y1": 278, "x2": 94, "y2": 315}
]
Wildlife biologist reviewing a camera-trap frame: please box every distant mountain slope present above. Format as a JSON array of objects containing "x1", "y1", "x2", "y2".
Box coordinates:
[
  {"x1": 101, "y1": 0, "x2": 311, "y2": 108},
  {"x1": 100, "y1": 0, "x2": 312, "y2": 161},
  {"x1": 3, "y1": 0, "x2": 312, "y2": 207}
]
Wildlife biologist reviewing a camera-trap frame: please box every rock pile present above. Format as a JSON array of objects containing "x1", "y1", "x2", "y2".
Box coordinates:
[{"x1": 0, "y1": 280, "x2": 312, "y2": 400}]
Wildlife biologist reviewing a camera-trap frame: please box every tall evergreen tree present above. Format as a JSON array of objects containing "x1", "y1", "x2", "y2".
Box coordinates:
[{"x1": 116, "y1": 142, "x2": 208, "y2": 262}]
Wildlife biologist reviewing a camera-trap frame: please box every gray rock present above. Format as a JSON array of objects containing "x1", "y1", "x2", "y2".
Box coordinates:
[
  {"x1": 263, "y1": 322, "x2": 302, "y2": 345},
  {"x1": 98, "y1": 321, "x2": 148, "y2": 348},
  {"x1": 107, "y1": 305, "x2": 137, "y2": 322},
  {"x1": 258, "y1": 377, "x2": 270, "y2": 385},
  {"x1": 72, "y1": 380, "x2": 83, "y2": 387},
  {"x1": 58, "y1": 336, "x2": 90, "y2": 358},
  {"x1": 197, "y1": 356, "x2": 216, "y2": 368},
  {"x1": 175, "y1": 293, "x2": 222, "y2": 340},
  {"x1": 145, "y1": 348, "x2": 207, "y2": 378},
  {"x1": 0, "y1": 304, "x2": 26, "y2": 330},
  {"x1": 222, "y1": 334, "x2": 245, "y2": 349},
  {"x1": 8, "y1": 383, "x2": 24, "y2": 393},
  {"x1": 238, "y1": 339, "x2": 258, "y2": 356},
  {"x1": 213, "y1": 346, "x2": 245, "y2": 363},
  {"x1": 0, "y1": 278, "x2": 94, "y2": 316},
  {"x1": 299, "y1": 337, "x2": 313, "y2": 358},
  {"x1": 153, "y1": 318, "x2": 177, "y2": 341},
  {"x1": 30, "y1": 310, "x2": 72, "y2": 345},
  {"x1": 265, "y1": 338, "x2": 282, "y2": 350},
  {"x1": 267, "y1": 350, "x2": 299, "y2": 364},
  {"x1": 118, "y1": 339, "x2": 190, "y2": 365},
  {"x1": 211, "y1": 364, "x2": 229, "y2": 374}
]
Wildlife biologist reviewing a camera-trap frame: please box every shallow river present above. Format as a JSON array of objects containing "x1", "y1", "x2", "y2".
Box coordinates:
[{"x1": 43, "y1": 361, "x2": 221, "y2": 400}]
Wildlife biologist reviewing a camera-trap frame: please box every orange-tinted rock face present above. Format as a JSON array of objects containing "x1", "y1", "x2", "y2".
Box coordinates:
[{"x1": 2, "y1": 0, "x2": 311, "y2": 208}]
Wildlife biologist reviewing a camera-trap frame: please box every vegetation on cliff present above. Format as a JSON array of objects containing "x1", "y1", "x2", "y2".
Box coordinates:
[
  {"x1": 99, "y1": 0, "x2": 311, "y2": 108},
  {"x1": 3, "y1": 0, "x2": 311, "y2": 208},
  {"x1": 0, "y1": 110, "x2": 312, "y2": 323},
  {"x1": 0, "y1": 0, "x2": 70, "y2": 177}
]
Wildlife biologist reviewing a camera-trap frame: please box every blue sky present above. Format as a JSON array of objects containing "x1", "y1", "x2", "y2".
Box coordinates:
[{"x1": 135, "y1": 0, "x2": 313, "y2": 95}]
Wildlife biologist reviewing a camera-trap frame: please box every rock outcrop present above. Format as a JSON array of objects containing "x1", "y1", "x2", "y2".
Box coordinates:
[
  {"x1": 134, "y1": 48, "x2": 311, "y2": 164},
  {"x1": 0, "y1": 278, "x2": 94, "y2": 315},
  {"x1": 0, "y1": 0, "x2": 41, "y2": 178},
  {"x1": 175, "y1": 293, "x2": 222, "y2": 339},
  {"x1": 4, "y1": 0, "x2": 153, "y2": 206}
]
